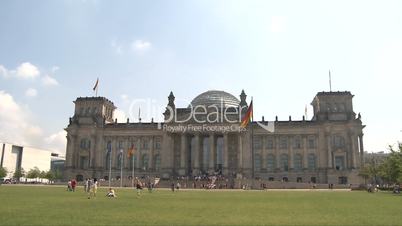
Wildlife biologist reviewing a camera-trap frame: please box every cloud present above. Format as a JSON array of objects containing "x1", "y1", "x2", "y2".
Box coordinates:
[
  {"x1": 0, "y1": 90, "x2": 43, "y2": 147},
  {"x1": 131, "y1": 39, "x2": 151, "y2": 52},
  {"x1": 25, "y1": 88, "x2": 38, "y2": 97},
  {"x1": 16, "y1": 62, "x2": 40, "y2": 79},
  {"x1": 44, "y1": 130, "x2": 67, "y2": 154},
  {"x1": 0, "y1": 65, "x2": 9, "y2": 78},
  {"x1": 0, "y1": 90, "x2": 66, "y2": 154},
  {"x1": 42, "y1": 75, "x2": 59, "y2": 86},
  {"x1": 271, "y1": 16, "x2": 287, "y2": 33}
]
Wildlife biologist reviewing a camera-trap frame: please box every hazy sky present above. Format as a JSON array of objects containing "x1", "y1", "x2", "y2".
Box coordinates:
[{"x1": 0, "y1": 0, "x2": 401, "y2": 154}]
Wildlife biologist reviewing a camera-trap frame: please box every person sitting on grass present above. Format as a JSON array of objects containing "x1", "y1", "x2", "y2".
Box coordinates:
[{"x1": 106, "y1": 188, "x2": 117, "y2": 198}]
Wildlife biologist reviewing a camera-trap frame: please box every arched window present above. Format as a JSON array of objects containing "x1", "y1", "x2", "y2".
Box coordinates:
[
  {"x1": 254, "y1": 154, "x2": 261, "y2": 172},
  {"x1": 154, "y1": 155, "x2": 161, "y2": 171},
  {"x1": 280, "y1": 154, "x2": 289, "y2": 171},
  {"x1": 293, "y1": 154, "x2": 303, "y2": 171},
  {"x1": 142, "y1": 154, "x2": 149, "y2": 170},
  {"x1": 266, "y1": 154, "x2": 276, "y2": 171}
]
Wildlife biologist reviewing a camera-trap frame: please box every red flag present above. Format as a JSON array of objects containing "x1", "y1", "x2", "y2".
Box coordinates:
[
  {"x1": 240, "y1": 100, "x2": 253, "y2": 128},
  {"x1": 127, "y1": 145, "x2": 135, "y2": 158}
]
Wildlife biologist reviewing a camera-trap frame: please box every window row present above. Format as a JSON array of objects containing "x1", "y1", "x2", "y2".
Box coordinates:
[
  {"x1": 105, "y1": 153, "x2": 161, "y2": 171},
  {"x1": 254, "y1": 154, "x2": 317, "y2": 172},
  {"x1": 105, "y1": 137, "x2": 162, "y2": 151},
  {"x1": 253, "y1": 136, "x2": 317, "y2": 150}
]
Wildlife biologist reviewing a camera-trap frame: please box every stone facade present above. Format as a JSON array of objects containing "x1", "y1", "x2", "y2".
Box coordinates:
[{"x1": 64, "y1": 90, "x2": 365, "y2": 185}]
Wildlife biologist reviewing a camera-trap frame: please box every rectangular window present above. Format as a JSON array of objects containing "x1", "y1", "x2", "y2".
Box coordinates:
[
  {"x1": 266, "y1": 137, "x2": 274, "y2": 149},
  {"x1": 335, "y1": 156, "x2": 345, "y2": 170},
  {"x1": 338, "y1": 176, "x2": 348, "y2": 184},
  {"x1": 280, "y1": 137, "x2": 288, "y2": 149},
  {"x1": 253, "y1": 136, "x2": 262, "y2": 150},
  {"x1": 155, "y1": 137, "x2": 161, "y2": 149},
  {"x1": 310, "y1": 177, "x2": 317, "y2": 183},
  {"x1": 79, "y1": 156, "x2": 88, "y2": 169},
  {"x1": 293, "y1": 137, "x2": 302, "y2": 149},
  {"x1": 308, "y1": 138, "x2": 316, "y2": 149}
]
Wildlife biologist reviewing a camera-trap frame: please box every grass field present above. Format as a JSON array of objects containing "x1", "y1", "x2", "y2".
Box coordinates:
[{"x1": 0, "y1": 185, "x2": 401, "y2": 226}]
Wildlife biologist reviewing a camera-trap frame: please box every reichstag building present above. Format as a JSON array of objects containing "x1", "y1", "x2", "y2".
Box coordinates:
[{"x1": 64, "y1": 90, "x2": 365, "y2": 185}]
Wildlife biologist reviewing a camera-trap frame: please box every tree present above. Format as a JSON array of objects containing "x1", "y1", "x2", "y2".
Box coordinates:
[
  {"x1": 378, "y1": 143, "x2": 402, "y2": 184},
  {"x1": 39, "y1": 171, "x2": 47, "y2": 183},
  {"x1": 45, "y1": 170, "x2": 55, "y2": 183},
  {"x1": 26, "y1": 167, "x2": 40, "y2": 182},
  {"x1": 13, "y1": 168, "x2": 25, "y2": 182},
  {"x1": 0, "y1": 167, "x2": 8, "y2": 179}
]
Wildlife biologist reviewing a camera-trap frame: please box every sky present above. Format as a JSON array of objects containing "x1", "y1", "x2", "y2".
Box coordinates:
[{"x1": 0, "y1": 0, "x2": 401, "y2": 154}]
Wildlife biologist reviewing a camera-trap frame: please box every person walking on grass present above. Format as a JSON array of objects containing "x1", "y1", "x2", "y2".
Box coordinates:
[
  {"x1": 87, "y1": 178, "x2": 98, "y2": 199},
  {"x1": 136, "y1": 181, "x2": 143, "y2": 198},
  {"x1": 71, "y1": 179, "x2": 77, "y2": 192}
]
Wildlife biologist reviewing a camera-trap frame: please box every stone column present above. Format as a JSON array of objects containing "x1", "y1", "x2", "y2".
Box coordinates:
[
  {"x1": 326, "y1": 135, "x2": 333, "y2": 168},
  {"x1": 194, "y1": 134, "x2": 200, "y2": 174},
  {"x1": 209, "y1": 134, "x2": 215, "y2": 172},
  {"x1": 350, "y1": 134, "x2": 357, "y2": 168},
  {"x1": 261, "y1": 136, "x2": 266, "y2": 171},
  {"x1": 123, "y1": 137, "x2": 130, "y2": 169},
  {"x1": 289, "y1": 137, "x2": 293, "y2": 170},
  {"x1": 223, "y1": 133, "x2": 229, "y2": 174},
  {"x1": 65, "y1": 134, "x2": 75, "y2": 167},
  {"x1": 238, "y1": 135, "x2": 243, "y2": 169},
  {"x1": 160, "y1": 134, "x2": 173, "y2": 177},
  {"x1": 136, "y1": 138, "x2": 141, "y2": 170},
  {"x1": 149, "y1": 136, "x2": 154, "y2": 171},
  {"x1": 303, "y1": 136, "x2": 308, "y2": 169},
  {"x1": 275, "y1": 136, "x2": 280, "y2": 170},
  {"x1": 112, "y1": 137, "x2": 117, "y2": 169},
  {"x1": 359, "y1": 134, "x2": 364, "y2": 167},
  {"x1": 180, "y1": 134, "x2": 187, "y2": 169}
]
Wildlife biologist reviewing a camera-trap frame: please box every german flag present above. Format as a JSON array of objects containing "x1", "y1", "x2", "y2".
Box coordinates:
[
  {"x1": 240, "y1": 100, "x2": 253, "y2": 128},
  {"x1": 92, "y1": 78, "x2": 99, "y2": 91},
  {"x1": 127, "y1": 145, "x2": 135, "y2": 158}
]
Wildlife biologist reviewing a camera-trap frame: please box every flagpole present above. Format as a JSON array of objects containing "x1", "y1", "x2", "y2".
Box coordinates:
[
  {"x1": 251, "y1": 97, "x2": 254, "y2": 181},
  {"x1": 108, "y1": 150, "x2": 112, "y2": 187},
  {"x1": 120, "y1": 149, "x2": 123, "y2": 188},
  {"x1": 329, "y1": 70, "x2": 332, "y2": 92},
  {"x1": 132, "y1": 154, "x2": 135, "y2": 188}
]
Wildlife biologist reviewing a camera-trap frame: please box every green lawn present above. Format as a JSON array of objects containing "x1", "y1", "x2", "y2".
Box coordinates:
[{"x1": 0, "y1": 186, "x2": 401, "y2": 226}]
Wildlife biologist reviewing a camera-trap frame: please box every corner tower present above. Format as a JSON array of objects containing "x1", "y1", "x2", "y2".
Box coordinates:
[
  {"x1": 69, "y1": 97, "x2": 116, "y2": 126},
  {"x1": 311, "y1": 91, "x2": 356, "y2": 121}
]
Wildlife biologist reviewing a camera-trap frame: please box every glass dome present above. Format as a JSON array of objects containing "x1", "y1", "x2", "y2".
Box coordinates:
[{"x1": 189, "y1": 90, "x2": 240, "y2": 108}]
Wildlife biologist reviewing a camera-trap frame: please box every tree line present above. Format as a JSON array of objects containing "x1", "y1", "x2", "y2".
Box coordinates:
[
  {"x1": 0, "y1": 166, "x2": 62, "y2": 183},
  {"x1": 359, "y1": 143, "x2": 402, "y2": 185}
]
